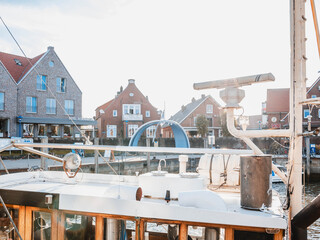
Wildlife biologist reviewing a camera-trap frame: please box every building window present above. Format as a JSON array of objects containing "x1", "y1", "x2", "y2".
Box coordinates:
[
  {"x1": 56, "y1": 77, "x2": 66, "y2": 93},
  {"x1": 311, "y1": 95, "x2": 317, "y2": 98},
  {"x1": 49, "y1": 61, "x2": 54, "y2": 67},
  {"x1": 206, "y1": 104, "x2": 213, "y2": 113},
  {"x1": 23, "y1": 124, "x2": 34, "y2": 137},
  {"x1": 65, "y1": 100, "x2": 74, "y2": 115},
  {"x1": 146, "y1": 126, "x2": 156, "y2": 138},
  {"x1": 304, "y1": 109, "x2": 310, "y2": 119},
  {"x1": 0, "y1": 92, "x2": 4, "y2": 110},
  {"x1": 49, "y1": 125, "x2": 59, "y2": 137},
  {"x1": 36, "y1": 75, "x2": 47, "y2": 91},
  {"x1": 107, "y1": 125, "x2": 117, "y2": 138},
  {"x1": 128, "y1": 124, "x2": 138, "y2": 137},
  {"x1": 113, "y1": 110, "x2": 117, "y2": 117},
  {"x1": 64, "y1": 125, "x2": 72, "y2": 137},
  {"x1": 318, "y1": 109, "x2": 320, "y2": 118},
  {"x1": 123, "y1": 104, "x2": 141, "y2": 115},
  {"x1": 38, "y1": 124, "x2": 46, "y2": 136},
  {"x1": 46, "y1": 98, "x2": 56, "y2": 114},
  {"x1": 146, "y1": 111, "x2": 150, "y2": 117},
  {"x1": 26, "y1": 97, "x2": 37, "y2": 113},
  {"x1": 194, "y1": 117, "x2": 197, "y2": 126}
]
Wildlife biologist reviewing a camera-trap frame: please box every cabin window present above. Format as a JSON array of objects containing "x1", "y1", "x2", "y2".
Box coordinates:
[
  {"x1": 234, "y1": 230, "x2": 274, "y2": 240},
  {"x1": 0, "y1": 207, "x2": 19, "y2": 240},
  {"x1": 32, "y1": 211, "x2": 51, "y2": 240},
  {"x1": 63, "y1": 214, "x2": 96, "y2": 240},
  {"x1": 187, "y1": 224, "x2": 225, "y2": 240}
]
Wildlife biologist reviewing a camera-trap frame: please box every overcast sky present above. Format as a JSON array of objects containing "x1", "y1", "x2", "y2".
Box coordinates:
[{"x1": 1, "y1": 0, "x2": 320, "y2": 119}]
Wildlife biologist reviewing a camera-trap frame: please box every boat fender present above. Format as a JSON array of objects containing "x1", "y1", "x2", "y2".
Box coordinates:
[
  {"x1": 104, "y1": 185, "x2": 142, "y2": 201},
  {"x1": 178, "y1": 190, "x2": 227, "y2": 211}
]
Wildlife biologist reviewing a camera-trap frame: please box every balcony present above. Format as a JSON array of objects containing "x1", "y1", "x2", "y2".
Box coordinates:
[{"x1": 122, "y1": 114, "x2": 143, "y2": 121}]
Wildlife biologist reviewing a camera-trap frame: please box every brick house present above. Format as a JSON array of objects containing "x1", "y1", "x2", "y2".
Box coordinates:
[
  {"x1": 95, "y1": 79, "x2": 161, "y2": 138},
  {"x1": 0, "y1": 47, "x2": 95, "y2": 138},
  {"x1": 265, "y1": 77, "x2": 320, "y2": 130},
  {"x1": 163, "y1": 95, "x2": 221, "y2": 138}
]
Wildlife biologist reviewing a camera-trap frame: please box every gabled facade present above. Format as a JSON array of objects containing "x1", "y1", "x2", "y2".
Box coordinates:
[
  {"x1": 163, "y1": 95, "x2": 221, "y2": 138},
  {"x1": 265, "y1": 76, "x2": 320, "y2": 130},
  {"x1": 0, "y1": 47, "x2": 95, "y2": 139},
  {"x1": 95, "y1": 79, "x2": 161, "y2": 138}
]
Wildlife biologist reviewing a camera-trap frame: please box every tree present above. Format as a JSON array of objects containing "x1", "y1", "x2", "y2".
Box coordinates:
[{"x1": 196, "y1": 115, "x2": 209, "y2": 137}]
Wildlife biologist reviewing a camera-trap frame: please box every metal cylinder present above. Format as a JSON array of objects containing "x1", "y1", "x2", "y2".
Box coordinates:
[
  {"x1": 240, "y1": 155, "x2": 272, "y2": 210},
  {"x1": 106, "y1": 219, "x2": 120, "y2": 240}
]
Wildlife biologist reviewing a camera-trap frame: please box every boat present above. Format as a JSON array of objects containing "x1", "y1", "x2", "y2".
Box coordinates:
[{"x1": 1, "y1": 0, "x2": 320, "y2": 239}]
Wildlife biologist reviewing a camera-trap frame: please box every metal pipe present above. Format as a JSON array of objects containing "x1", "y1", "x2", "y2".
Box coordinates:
[
  {"x1": 15, "y1": 146, "x2": 64, "y2": 163},
  {"x1": 226, "y1": 108, "x2": 288, "y2": 183},
  {"x1": 13, "y1": 143, "x2": 253, "y2": 155}
]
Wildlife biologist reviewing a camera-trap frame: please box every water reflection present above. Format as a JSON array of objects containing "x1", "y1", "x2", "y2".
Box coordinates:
[{"x1": 273, "y1": 182, "x2": 320, "y2": 239}]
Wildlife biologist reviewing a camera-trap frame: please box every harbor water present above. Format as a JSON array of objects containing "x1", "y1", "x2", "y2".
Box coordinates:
[{"x1": 273, "y1": 182, "x2": 320, "y2": 239}]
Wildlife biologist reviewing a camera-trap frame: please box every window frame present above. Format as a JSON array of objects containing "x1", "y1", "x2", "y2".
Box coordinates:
[
  {"x1": 206, "y1": 104, "x2": 213, "y2": 114},
  {"x1": 113, "y1": 110, "x2": 117, "y2": 117},
  {"x1": 123, "y1": 104, "x2": 141, "y2": 115},
  {"x1": 26, "y1": 96, "x2": 37, "y2": 113},
  {"x1": 107, "y1": 125, "x2": 117, "y2": 138},
  {"x1": 65, "y1": 100, "x2": 74, "y2": 115},
  {"x1": 0, "y1": 92, "x2": 4, "y2": 111},
  {"x1": 46, "y1": 98, "x2": 56, "y2": 114},
  {"x1": 146, "y1": 110, "x2": 150, "y2": 118},
  {"x1": 56, "y1": 77, "x2": 66, "y2": 93},
  {"x1": 128, "y1": 124, "x2": 139, "y2": 137},
  {"x1": 36, "y1": 75, "x2": 47, "y2": 91}
]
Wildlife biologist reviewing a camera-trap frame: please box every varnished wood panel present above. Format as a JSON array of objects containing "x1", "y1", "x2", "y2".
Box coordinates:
[
  {"x1": 179, "y1": 223, "x2": 188, "y2": 240},
  {"x1": 95, "y1": 216, "x2": 104, "y2": 240}
]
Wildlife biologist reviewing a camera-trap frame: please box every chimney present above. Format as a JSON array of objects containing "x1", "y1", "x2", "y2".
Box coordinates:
[
  {"x1": 146, "y1": 96, "x2": 149, "y2": 101},
  {"x1": 47, "y1": 46, "x2": 54, "y2": 51},
  {"x1": 191, "y1": 97, "x2": 196, "y2": 103},
  {"x1": 128, "y1": 79, "x2": 135, "y2": 84},
  {"x1": 181, "y1": 105, "x2": 186, "y2": 111},
  {"x1": 120, "y1": 86, "x2": 123, "y2": 92},
  {"x1": 201, "y1": 94, "x2": 206, "y2": 99}
]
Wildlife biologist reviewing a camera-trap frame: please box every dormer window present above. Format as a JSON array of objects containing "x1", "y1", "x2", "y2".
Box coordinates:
[{"x1": 14, "y1": 59, "x2": 22, "y2": 66}]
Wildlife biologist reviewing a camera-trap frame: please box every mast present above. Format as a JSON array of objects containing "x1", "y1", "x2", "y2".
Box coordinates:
[{"x1": 289, "y1": 0, "x2": 306, "y2": 217}]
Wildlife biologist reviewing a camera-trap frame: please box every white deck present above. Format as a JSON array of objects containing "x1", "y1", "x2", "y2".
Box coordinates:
[{"x1": 0, "y1": 171, "x2": 287, "y2": 230}]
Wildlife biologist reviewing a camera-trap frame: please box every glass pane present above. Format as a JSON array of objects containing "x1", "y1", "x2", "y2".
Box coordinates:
[
  {"x1": 32, "y1": 211, "x2": 51, "y2": 240},
  {"x1": 0, "y1": 207, "x2": 19, "y2": 240},
  {"x1": 64, "y1": 214, "x2": 95, "y2": 240}
]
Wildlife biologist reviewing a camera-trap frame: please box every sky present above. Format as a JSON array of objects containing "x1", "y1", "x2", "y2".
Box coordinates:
[{"x1": 1, "y1": 0, "x2": 320, "y2": 119}]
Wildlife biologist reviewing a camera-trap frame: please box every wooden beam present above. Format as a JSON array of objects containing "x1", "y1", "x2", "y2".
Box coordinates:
[
  {"x1": 18, "y1": 205, "x2": 25, "y2": 239},
  {"x1": 139, "y1": 220, "x2": 145, "y2": 240},
  {"x1": 51, "y1": 210, "x2": 58, "y2": 240},
  {"x1": 274, "y1": 229, "x2": 283, "y2": 240},
  {"x1": 58, "y1": 212, "x2": 65, "y2": 240},
  {"x1": 179, "y1": 223, "x2": 188, "y2": 240},
  {"x1": 95, "y1": 216, "x2": 104, "y2": 240},
  {"x1": 25, "y1": 207, "x2": 33, "y2": 240},
  {"x1": 225, "y1": 227, "x2": 234, "y2": 240}
]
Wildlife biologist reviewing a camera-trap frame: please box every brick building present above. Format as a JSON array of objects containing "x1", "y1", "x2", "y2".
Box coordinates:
[
  {"x1": 95, "y1": 79, "x2": 161, "y2": 138},
  {"x1": 163, "y1": 95, "x2": 221, "y2": 138},
  {"x1": 265, "y1": 76, "x2": 320, "y2": 130},
  {"x1": 0, "y1": 47, "x2": 95, "y2": 138}
]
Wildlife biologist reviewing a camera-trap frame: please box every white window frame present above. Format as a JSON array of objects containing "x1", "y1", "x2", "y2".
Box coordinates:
[
  {"x1": 26, "y1": 96, "x2": 37, "y2": 113},
  {"x1": 113, "y1": 110, "x2": 117, "y2": 117},
  {"x1": 123, "y1": 104, "x2": 141, "y2": 115},
  {"x1": 0, "y1": 92, "x2": 4, "y2": 110},
  {"x1": 146, "y1": 126, "x2": 156, "y2": 138},
  {"x1": 56, "y1": 77, "x2": 66, "y2": 93},
  {"x1": 206, "y1": 104, "x2": 213, "y2": 114},
  {"x1": 65, "y1": 100, "x2": 74, "y2": 115},
  {"x1": 128, "y1": 124, "x2": 138, "y2": 137},
  {"x1": 46, "y1": 98, "x2": 56, "y2": 114},
  {"x1": 146, "y1": 110, "x2": 150, "y2": 118},
  {"x1": 107, "y1": 125, "x2": 117, "y2": 138},
  {"x1": 36, "y1": 75, "x2": 47, "y2": 91},
  {"x1": 304, "y1": 109, "x2": 310, "y2": 119}
]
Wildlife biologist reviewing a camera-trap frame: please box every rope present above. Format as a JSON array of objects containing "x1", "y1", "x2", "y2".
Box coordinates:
[{"x1": 0, "y1": 156, "x2": 9, "y2": 174}]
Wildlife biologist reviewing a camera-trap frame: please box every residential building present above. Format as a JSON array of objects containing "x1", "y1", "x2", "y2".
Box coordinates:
[
  {"x1": 0, "y1": 47, "x2": 95, "y2": 138},
  {"x1": 265, "y1": 76, "x2": 320, "y2": 130},
  {"x1": 163, "y1": 95, "x2": 221, "y2": 138},
  {"x1": 95, "y1": 79, "x2": 161, "y2": 138}
]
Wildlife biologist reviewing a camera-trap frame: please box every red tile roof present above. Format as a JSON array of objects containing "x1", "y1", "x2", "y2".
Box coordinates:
[
  {"x1": 266, "y1": 88, "x2": 290, "y2": 113},
  {"x1": 0, "y1": 51, "x2": 44, "y2": 83}
]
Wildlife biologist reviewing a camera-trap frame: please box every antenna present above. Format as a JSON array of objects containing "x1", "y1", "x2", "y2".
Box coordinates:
[{"x1": 193, "y1": 73, "x2": 275, "y2": 90}]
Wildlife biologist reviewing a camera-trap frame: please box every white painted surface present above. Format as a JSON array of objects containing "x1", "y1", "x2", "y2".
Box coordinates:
[
  {"x1": 178, "y1": 155, "x2": 188, "y2": 174},
  {"x1": 0, "y1": 172, "x2": 287, "y2": 230}
]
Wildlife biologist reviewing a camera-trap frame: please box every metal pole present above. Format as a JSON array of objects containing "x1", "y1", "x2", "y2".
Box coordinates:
[
  {"x1": 305, "y1": 136, "x2": 310, "y2": 182},
  {"x1": 146, "y1": 138, "x2": 150, "y2": 172},
  {"x1": 94, "y1": 138, "x2": 99, "y2": 173},
  {"x1": 41, "y1": 137, "x2": 48, "y2": 170}
]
